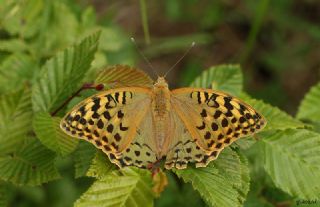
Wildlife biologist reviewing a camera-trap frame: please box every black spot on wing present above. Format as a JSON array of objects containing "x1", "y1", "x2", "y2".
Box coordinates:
[
  {"x1": 218, "y1": 134, "x2": 224, "y2": 140},
  {"x1": 221, "y1": 118, "x2": 228, "y2": 127},
  {"x1": 91, "y1": 97, "x2": 101, "y2": 112},
  {"x1": 223, "y1": 97, "x2": 233, "y2": 110},
  {"x1": 107, "y1": 124, "x2": 114, "y2": 133},
  {"x1": 97, "y1": 119, "x2": 104, "y2": 129},
  {"x1": 114, "y1": 92, "x2": 120, "y2": 103},
  {"x1": 105, "y1": 94, "x2": 117, "y2": 108},
  {"x1": 200, "y1": 109, "x2": 207, "y2": 118},
  {"x1": 207, "y1": 94, "x2": 219, "y2": 108},
  {"x1": 95, "y1": 140, "x2": 102, "y2": 146},
  {"x1": 239, "y1": 117, "x2": 246, "y2": 123},
  {"x1": 214, "y1": 110, "x2": 222, "y2": 119},
  {"x1": 204, "y1": 92, "x2": 209, "y2": 101},
  {"x1": 216, "y1": 143, "x2": 223, "y2": 149},
  {"x1": 114, "y1": 133, "x2": 121, "y2": 141},
  {"x1": 92, "y1": 112, "x2": 99, "y2": 119},
  {"x1": 134, "y1": 151, "x2": 140, "y2": 156},
  {"x1": 103, "y1": 111, "x2": 111, "y2": 120},
  {"x1": 103, "y1": 145, "x2": 111, "y2": 152},
  {"x1": 79, "y1": 118, "x2": 86, "y2": 125},
  {"x1": 122, "y1": 92, "x2": 127, "y2": 104},
  {"x1": 211, "y1": 123, "x2": 218, "y2": 131},
  {"x1": 93, "y1": 130, "x2": 99, "y2": 137},
  {"x1": 204, "y1": 131, "x2": 211, "y2": 139},
  {"x1": 76, "y1": 108, "x2": 85, "y2": 118},
  {"x1": 124, "y1": 156, "x2": 132, "y2": 162},
  {"x1": 207, "y1": 140, "x2": 215, "y2": 148},
  {"x1": 197, "y1": 92, "x2": 201, "y2": 104},
  {"x1": 73, "y1": 114, "x2": 80, "y2": 121},
  {"x1": 117, "y1": 110, "x2": 124, "y2": 118},
  {"x1": 88, "y1": 119, "x2": 94, "y2": 125},
  {"x1": 225, "y1": 111, "x2": 233, "y2": 117},
  {"x1": 102, "y1": 136, "x2": 108, "y2": 143},
  {"x1": 239, "y1": 104, "x2": 246, "y2": 115},
  {"x1": 196, "y1": 122, "x2": 206, "y2": 130},
  {"x1": 119, "y1": 123, "x2": 128, "y2": 131}
]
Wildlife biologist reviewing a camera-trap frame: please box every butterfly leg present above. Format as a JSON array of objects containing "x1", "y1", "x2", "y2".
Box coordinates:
[{"x1": 147, "y1": 158, "x2": 164, "y2": 177}]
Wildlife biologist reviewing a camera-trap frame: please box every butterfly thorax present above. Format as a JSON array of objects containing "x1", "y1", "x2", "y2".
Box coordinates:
[
  {"x1": 152, "y1": 77, "x2": 172, "y2": 157},
  {"x1": 153, "y1": 77, "x2": 170, "y2": 115}
]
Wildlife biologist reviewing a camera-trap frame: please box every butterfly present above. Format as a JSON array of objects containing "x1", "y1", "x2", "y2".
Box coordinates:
[{"x1": 60, "y1": 65, "x2": 266, "y2": 170}]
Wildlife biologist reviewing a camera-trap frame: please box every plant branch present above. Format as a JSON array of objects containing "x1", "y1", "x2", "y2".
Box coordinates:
[{"x1": 51, "y1": 83, "x2": 104, "y2": 116}]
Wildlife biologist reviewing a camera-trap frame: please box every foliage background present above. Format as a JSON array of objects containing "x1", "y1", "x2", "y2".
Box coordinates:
[{"x1": 0, "y1": 0, "x2": 320, "y2": 206}]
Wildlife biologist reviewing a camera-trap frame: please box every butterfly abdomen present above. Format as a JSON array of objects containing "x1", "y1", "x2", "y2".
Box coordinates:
[{"x1": 151, "y1": 83, "x2": 172, "y2": 157}]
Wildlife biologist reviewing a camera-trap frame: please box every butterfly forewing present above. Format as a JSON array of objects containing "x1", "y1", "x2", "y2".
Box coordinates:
[
  {"x1": 60, "y1": 87, "x2": 152, "y2": 156},
  {"x1": 171, "y1": 88, "x2": 266, "y2": 153}
]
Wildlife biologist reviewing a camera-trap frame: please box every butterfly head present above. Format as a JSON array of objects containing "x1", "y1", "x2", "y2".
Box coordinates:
[{"x1": 154, "y1": 77, "x2": 169, "y2": 89}]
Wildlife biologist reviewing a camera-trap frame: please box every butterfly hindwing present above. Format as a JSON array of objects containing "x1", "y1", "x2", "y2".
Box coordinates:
[
  {"x1": 60, "y1": 87, "x2": 152, "y2": 155},
  {"x1": 171, "y1": 88, "x2": 266, "y2": 152},
  {"x1": 164, "y1": 110, "x2": 221, "y2": 169},
  {"x1": 109, "y1": 108, "x2": 158, "y2": 169}
]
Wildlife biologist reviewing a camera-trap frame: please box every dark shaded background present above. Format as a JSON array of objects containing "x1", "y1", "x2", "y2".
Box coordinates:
[{"x1": 85, "y1": 0, "x2": 320, "y2": 115}]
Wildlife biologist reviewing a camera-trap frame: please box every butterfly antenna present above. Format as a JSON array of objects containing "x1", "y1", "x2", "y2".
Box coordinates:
[
  {"x1": 131, "y1": 37, "x2": 159, "y2": 77},
  {"x1": 164, "y1": 42, "x2": 195, "y2": 78}
]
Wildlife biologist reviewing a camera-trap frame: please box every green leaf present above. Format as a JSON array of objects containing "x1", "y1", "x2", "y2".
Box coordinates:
[
  {"x1": 215, "y1": 149, "x2": 250, "y2": 205},
  {"x1": 214, "y1": 148, "x2": 242, "y2": 187},
  {"x1": 32, "y1": 31, "x2": 101, "y2": 113},
  {"x1": 0, "y1": 89, "x2": 32, "y2": 155},
  {"x1": 175, "y1": 166, "x2": 238, "y2": 207},
  {"x1": 86, "y1": 151, "x2": 116, "y2": 179},
  {"x1": 262, "y1": 129, "x2": 320, "y2": 199},
  {"x1": 33, "y1": 1, "x2": 80, "y2": 57},
  {"x1": 0, "y1": 39, "x2": 29, "y2": 53},
  {"x1": 174, "y1": 148, "x2": 249, "y2": 207},
  {"x1": 0, "y1": 0, "x2": 43, "y2": 38},
  {"x1": 190, "y1": 64, "x2": 243, "y2": 96},
  {"x1": 0, "y1": 182, "x2": 9, "y2": 207},
  {"x1": 234, "y1": 137, "x2": 256, "y2": 150},
  {"x1": 99, "y1": 28, "x2": 130, "y2": 52},
  {"x1": 75, "y1": 168, "x2": 154, "y2": 207},
  {"x1": 73, "y1": 141, "x2": 97, "y2": 178},
  {"x1": 33, "y1": 112, "x2": 78, "y2": 156},
  {"x1": 80, "y1": 6, "x2": 96, "y2": 28},
  {"x1": 0, "y1": 137, "x2": 61, "y2": 186},
  {"x1": 97, "y1": 28, "x2": 135, "y2": 65},
  {"x1": 155, "y1": 173, "x2": 204, "y2": 207},
  {"x1": 297, "y1": 82, "x2": 320, "y2": 122},
  {"x1": 241, "y1": 94, "x2": 305, "y2": 131},
  {"x1": 0, "y1": 53, "x2": 39, "y2": 94},
  {"x1": 237, "y1": 152, "x2": 250, "y2": 204}
]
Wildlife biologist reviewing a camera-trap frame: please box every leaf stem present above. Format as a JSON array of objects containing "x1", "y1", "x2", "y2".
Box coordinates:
[
  {"x1": 51, "y1": 83, "x2": 104, "y2": 116},
  {"x1": 240, "y1": 0, "x2": 270, "y2": 63},
  {"x1": 139, "y1": 0, "x2": 151, "y2": 44}
]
